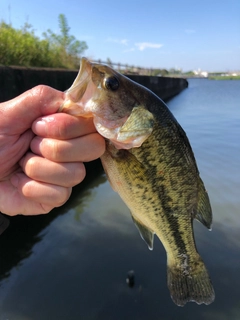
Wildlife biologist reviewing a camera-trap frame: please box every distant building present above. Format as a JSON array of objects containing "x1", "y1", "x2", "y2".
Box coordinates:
[{"x1": 193, "y1": 69, "x2": 208, "y2": 78}]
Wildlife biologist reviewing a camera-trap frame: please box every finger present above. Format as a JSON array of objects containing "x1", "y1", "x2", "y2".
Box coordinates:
[
  {"x1": 19, "y1": 152, "x2": 86, "y2": 187},
  {"x1": 0, "y1": 178, "x2": 54, "y2": 216},
  {"x1": 31, "y1": 133, "x2": 106, "y2": 162},
  {"x1": 0, "y1": 129, "x2": 34, "y2": 179},
  {"x1": 12, "y1": 173, "x2": 72, "y2": 208},
  {"x1": 1, "y1": 85, "x2": 64, "y2": 133},
  {"x1": 32, "y1": 113, "x2": 96, "y2": 139}
]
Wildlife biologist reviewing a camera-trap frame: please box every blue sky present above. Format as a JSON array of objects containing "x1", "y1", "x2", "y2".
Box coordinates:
[{"x1": 1, "y1": 0, "x2": 239, "y2": 71}]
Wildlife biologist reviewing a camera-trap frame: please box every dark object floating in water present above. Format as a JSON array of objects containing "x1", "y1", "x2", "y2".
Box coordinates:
[{"x1": 126, "y1": 270, "x2": 135, "y2": 287}]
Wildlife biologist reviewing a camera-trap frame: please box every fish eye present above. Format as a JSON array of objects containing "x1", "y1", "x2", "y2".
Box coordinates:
[{"x1": 104, "y1": 76, "x2": 119, "y2": 91}]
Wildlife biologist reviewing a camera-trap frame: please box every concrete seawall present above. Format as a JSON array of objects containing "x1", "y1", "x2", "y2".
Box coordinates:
[
  {"x1": 127, "y1": 74, "x2": 188, "y2": 101},
  {"x1": 0, "y1": 65, "x2": 188, "y2": 102}
]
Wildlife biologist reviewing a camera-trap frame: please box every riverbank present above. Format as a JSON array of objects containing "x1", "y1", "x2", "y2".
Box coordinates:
[
  {"x1": 209, "y1": 75, "x2": 240, "y2": 80},
  {"x1": 0, "y1": 65, "x2": 188, "y2": 102}
]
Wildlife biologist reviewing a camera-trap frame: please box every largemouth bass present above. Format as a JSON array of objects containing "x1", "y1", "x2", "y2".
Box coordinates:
[{"x1": 60, "y1": 58, "x2": 215, "y2": 306}]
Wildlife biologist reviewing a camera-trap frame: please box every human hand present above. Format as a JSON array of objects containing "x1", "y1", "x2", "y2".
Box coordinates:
[{"x1": 0, "y1": 85, "x2": 105, "y2": 216}]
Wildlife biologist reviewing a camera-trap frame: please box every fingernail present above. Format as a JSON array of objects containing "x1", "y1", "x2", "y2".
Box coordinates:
[
  {"x1": 34, "y1": 116, "x2": 54, "y2": 134},
  {"x1": 41, "y1": 116, "x2": 55, "y2": 123}
]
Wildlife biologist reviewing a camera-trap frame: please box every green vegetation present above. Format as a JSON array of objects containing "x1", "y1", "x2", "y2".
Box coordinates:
[
  {"x1": 0, "y1": 14, "x2": 87, "y2": 69},
  {"x1": 209, "y1": 75, "x2": 240, "y2": 80},
  {"x1": 183, "y1": 71, "x2": 195, "y2": 77},
  {"x1": 151, "y1": 69, "x2": 169, "y2": 76},
  {"x1": 1, "y1": 18, "x2": 239, "y2": 78}
]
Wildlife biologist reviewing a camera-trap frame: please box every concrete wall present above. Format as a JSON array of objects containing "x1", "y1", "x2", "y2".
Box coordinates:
[
  {"x1": 0, "y1": 65, "x2": 188, "y2": 103},
  {"x1": 127, "y1": 75, "x2": 188, "y2": 101},
  {"x1": 0, "y1": 66, "x2": 77, "y2": 102}
]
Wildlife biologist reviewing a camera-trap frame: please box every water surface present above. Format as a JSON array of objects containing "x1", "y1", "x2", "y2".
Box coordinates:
[{"x1": 0, "y1": 79, "x2": 239, "y2": 319}]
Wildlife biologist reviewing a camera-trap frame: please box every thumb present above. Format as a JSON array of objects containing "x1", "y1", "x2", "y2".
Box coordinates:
[{"x1": 1, "y1": 85, "x2": 64, "y2": 133}]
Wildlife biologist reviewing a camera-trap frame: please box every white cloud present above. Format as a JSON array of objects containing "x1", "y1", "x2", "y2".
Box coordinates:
[
  {"x1": 105, "y1": 38, "x2": 163, "y2": 52},
  {"x1": 120, "y1": 39, "x2": 128, "y2": 46},
  {"x1": 135, "y1": 42, "x2": 163, "y2": 51},
  {"x1": 106, "y1": 37, "x2": 129, "y2": 45}
]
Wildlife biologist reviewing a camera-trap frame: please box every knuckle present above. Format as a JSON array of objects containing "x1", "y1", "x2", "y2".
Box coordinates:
[
  {"x1": 32, "y1": 85, "x2": 50, "y2": 99},
  {"x1": 22, "y1": 181, "x2": 34, "y2": 198},
  {"x1": 31, "y1": 85, "x2": 62, "y2": 115},
  {"x1": 51, "y1": 140, "x2": 62, "y2": 160},
  {"x1": 57, "y1": 119, "x2": 70, "y2": 138},
  {"x1": 43, "y1": 139, "x2": 63, "y2": 161},
  {"x1": 24, "y1": 156, "x2": 38, "y2": 179}
]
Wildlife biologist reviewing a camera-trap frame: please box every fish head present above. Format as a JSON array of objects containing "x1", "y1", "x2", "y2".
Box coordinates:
[{"x1": 60, "y1": 58, "x2": 154, "y2": 149}]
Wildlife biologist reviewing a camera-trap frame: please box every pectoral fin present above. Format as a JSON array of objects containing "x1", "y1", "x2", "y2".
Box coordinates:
[
  {"x1": 131, "y1": 214, "x2": 154, "y2": 250},
  {"x1": 116, "y1": 106, "x2": 154, "y2": 148},
  {"x1": 194, "y1": 177, "x2": 213, "y2": 230}
]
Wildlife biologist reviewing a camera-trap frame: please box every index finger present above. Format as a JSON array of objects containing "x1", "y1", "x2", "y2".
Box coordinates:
[
  {"x1": 32, "y1": 113, "x2": 96, "y2": 139},
  {"x1": 0, "y1": 85, "x2": 64, "y2": 134}
]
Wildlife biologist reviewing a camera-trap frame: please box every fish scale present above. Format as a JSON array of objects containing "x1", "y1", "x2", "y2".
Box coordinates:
[
  {"x1": 60, "y1": 57, "x2": 215, "y2": 306},
  {"x1": 101, "y1": 134, "x2": 212, "y2": 306}
]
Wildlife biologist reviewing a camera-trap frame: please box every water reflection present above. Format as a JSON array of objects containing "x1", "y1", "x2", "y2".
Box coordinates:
[
  {"x1": 0, "y1": 160, "x2": 104, "y2": 282},
  {"x1": 0, "y1": 174, "x2": 240, "y2": 319},
  {"x1": 1, "y1": 80, "x2": 240, "y2": 319}
]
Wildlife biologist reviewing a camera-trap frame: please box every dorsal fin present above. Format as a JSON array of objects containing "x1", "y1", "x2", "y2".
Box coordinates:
[
  {"x1": 131, "y1": 214, "x2": 154, "y2": 250},
  {"x1": 194, "y1": 177, "x2": 213, "y2": 230}
]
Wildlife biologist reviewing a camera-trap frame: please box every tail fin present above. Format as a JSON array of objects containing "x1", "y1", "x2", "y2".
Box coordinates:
[{"x1": 167, "y1": 256, "x2": 215, "y2": 306}]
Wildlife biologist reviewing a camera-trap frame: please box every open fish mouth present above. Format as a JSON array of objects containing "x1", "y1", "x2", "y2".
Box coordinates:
[
  {"x1": 66, "y1": 58, "x2": 92, "y2": 100},
  {"x1": 59, "y1": 58, "x2": 93, "y2": 116},
  {"x1": 59, "y1": 58, "x2": 154, "y2": 149}
]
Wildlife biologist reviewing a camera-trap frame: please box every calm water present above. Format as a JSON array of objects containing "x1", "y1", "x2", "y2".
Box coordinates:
[{"x1": 0, "y1": 79, "x2": 240, "y2": 319}]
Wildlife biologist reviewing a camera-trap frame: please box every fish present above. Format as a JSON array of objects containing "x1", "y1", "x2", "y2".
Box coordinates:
[{"x1": 59, "y1": 57, "x2": 215, "y2": 306}]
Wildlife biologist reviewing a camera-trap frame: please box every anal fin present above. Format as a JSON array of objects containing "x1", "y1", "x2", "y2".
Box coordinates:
[
  {"x1": 131, "y1": 214, "x2": 154, "y2": 250},
  {"x1": 195, "y1": 177, "x2": 213, "y2": 230}
]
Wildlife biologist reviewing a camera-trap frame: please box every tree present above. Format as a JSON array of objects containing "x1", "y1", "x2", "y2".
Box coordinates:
[
  {"x1": 106, "y1": 57, "x2": 113, "y2": 67},
  {"x1": 43, "y1": 14, "x2": 88, "y2": 68},
  {"x1": 152, "y1": 69, "x2": 169, "y2": 76},
  {"x1": 0, "y1": 15, "x2": 88, "y2": 69}
]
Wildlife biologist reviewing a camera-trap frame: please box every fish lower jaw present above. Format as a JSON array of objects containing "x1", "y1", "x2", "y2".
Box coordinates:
[
  {"x1": 94, "y1": 121, "x2": 120, "y2": 142},
  {"x1": 94, "y1": 121, "x2": 150, "y2": 150},
  {"x1": 60, "y1": 98, "x2": 93, "y2": 117}
]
